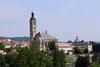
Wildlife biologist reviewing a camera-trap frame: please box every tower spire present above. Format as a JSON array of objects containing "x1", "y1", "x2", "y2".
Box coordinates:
[
  {"x1": 31, "y1": 12, "x2": 34, "y2": 17},
  {"x1": 30, "y1": 12, "x2": 37, "y2": 39},
  {"x1": 75, "y1": 36, "x2": 79, "y2": 42}
]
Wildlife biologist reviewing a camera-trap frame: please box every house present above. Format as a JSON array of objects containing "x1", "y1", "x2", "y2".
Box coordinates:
[{"x1": 57, "y1": 42, "x2": 73, "y2": 55}]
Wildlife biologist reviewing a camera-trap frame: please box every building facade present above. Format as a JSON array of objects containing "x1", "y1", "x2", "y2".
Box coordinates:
[
  {"x1": 73, "y1": 36, "x2": 93, "y2": 53},
  {"x1": 57, "y1": 42, "x2": 73, "y2": 55}
]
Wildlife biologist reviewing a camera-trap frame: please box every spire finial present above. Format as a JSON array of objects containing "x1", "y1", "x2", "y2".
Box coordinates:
[
  {"x1": 75, "y1": 36, "x2": 79, "y2": 42},
  {"x1": 31, "y1": 12, "x2": 34, "y2": 17}
]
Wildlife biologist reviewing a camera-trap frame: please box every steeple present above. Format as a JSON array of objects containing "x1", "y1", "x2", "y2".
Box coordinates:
[
  {"x1": 75, "y1": 36, "x2": 79, "y2": 42},
  {"x1": 31, "y1": 12, "x2": 34, "y2": 18},
  {"x1": 30, "y1": 12, "x2": 37, "y2": 39}
]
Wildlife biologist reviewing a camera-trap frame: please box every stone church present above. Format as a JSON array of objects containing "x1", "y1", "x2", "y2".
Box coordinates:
[{"x1": 29, "y1": 12, "x2": 57, "y2": 52}]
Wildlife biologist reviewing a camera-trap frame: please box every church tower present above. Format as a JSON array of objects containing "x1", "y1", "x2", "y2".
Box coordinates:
[{"x1": 30, "y1": 12, "x2": 37, "y2": 39}]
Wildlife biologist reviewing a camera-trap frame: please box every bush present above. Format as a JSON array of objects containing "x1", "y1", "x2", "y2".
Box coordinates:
[
  {"x1": 90, "y1": 62, "x2": 100, "y2": 67},
  {"x1": 73, "y1": 47, "x2": 83, "y2": 54},
  {"x1": 75, "y1": 56, "x2": 89, "y2": 67},
  {"x1": 0, "y1": 43, "x2": 5, "y2": 50}
]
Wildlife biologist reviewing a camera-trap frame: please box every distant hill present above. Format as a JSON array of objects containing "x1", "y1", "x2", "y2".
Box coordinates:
[{"x1": 0, "y1": 37, "x2": 31, "y2": 42}]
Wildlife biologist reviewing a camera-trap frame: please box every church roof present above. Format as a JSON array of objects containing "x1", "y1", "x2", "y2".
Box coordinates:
[{"x1": 41, "y1": 32, "x2": 57, "y2": 40}]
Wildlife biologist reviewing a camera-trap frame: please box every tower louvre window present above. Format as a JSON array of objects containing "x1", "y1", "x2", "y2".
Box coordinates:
[
  {"x1": 34, "y1": 27, "x2": 36, "y2": 29},
  {"x1": 34, "y1": 21, "x2": 36, "y2": 25}
]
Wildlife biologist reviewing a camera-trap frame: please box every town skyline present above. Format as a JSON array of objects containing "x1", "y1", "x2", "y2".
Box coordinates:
[{"x1": 0, "y1": 0, "x2": 100, "y2": 41}]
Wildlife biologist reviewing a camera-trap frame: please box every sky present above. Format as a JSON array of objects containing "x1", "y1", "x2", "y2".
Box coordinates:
[{"x1": 0, "y1": 0, "x2": 100, "y2": 41}]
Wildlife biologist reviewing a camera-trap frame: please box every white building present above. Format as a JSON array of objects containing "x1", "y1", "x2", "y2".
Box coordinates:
[
  {"x1": 57, "y1": 42, "x2": 73, "y2": 55},
  {"x1": 0, "y1": 50, "x2": 7, "y2": 55}
]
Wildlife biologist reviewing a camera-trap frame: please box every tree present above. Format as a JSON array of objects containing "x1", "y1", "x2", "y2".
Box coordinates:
[
  {"x1": 59, "y1": 50, "x2": 66, "y2": 67},
  {"x1": 53, "y1": 49, "x2": 61, "y2": 67},
  {"x1": 53, "y1": 49, "x2": 66, "y2": 67},
  {"x1": 15, "y1": 47, "x2": 30, "y2": 67},
  {"x1": 73, "y1": 47, "x2": 83, "y2": 54},
  {"x1": 84, "y1": 48, "x2": 89, "y2": 54},
  {"x1": 14, "y1": 44, "x2": 53, "y2": 67},
  {"x1": 85, "y1": 54, "x2": 90, "y2": 61},
  {"x1": 90, "y1": 62, "x2": 100, "y2": 67},
  {"x1": 48, "y1": 41, "x2": 57, "y2": 50},
  {"x1": 0, "y1": 55, "x2": 7, "y2": 67},
  {"x1": 75, "y1": 56, "x2": 89, "y2": 67},
  {"x1": 0, "y1": 42, "x2": 66, "y2": 67},
  {"x1": 4, "y1": 48, "x2": 12, "y2": 53},
  {"x1": 5, "y1": 54, "x2": 17, "y2": 67},
  {"x1": 48, "y1": 41, "x2": 66, "y2": 67},
  {"x1": 39, "y1": 51, "x2": 53, "y2": 67},
  {"x1": 0, "y1": 43, "x2": 5, "y2": 50},
  {"x1": 92, "y1": 53, "x2": 100, "y2": 63}
]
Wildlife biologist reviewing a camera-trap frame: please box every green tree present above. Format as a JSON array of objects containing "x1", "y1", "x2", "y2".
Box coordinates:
[
  {"x1": 4, "y1": 48, "x2": 12, "y2": 53},
  {"x1": 92, "y1": 53, "x2": 100, "y2": 63},
  {"x1": 75, "y1": 56, "x2": 89, "y2": 67},
  {"x1": 0, "y1": 42, "x2": 66, "y2": 67},
  {"x1": 85, "y1": 54, "x2": 90, "y2": 61},
  {"x1": 59, "y1": 50, "x2": 66, "y2": 67},
  {"x1": 53, "y1": 49, "x2": 61, "y2": 67},
  {"x1": 39, "y1": 51, "x2": 53, "y2": 67},
  {"x1": 15, "y1": 47, "x2": 31, "y2": 67},
  {"x1": 48, "y1": 41, "x2": 66, "y2": 67},
  {"x1": 91, "y1": 62, "x2": 100, "y2": 67},
  {"x1": 53, "y1": 49, "x2": 66, "y2": 67},
  {"x1": 15, "y1": 44, "x2": 53, "y2": 67},
  {"x1": 84, "y1": 48, "x2": 89, "y2": 54},
  {"x1": 0, "y1": 43, "x2": 5, "y2": 50},
  {"x1": 73, "y1": 47, "x2": 83, "y2": 54},
  {"x1": 5, "y1": 54, "x2": 17, "y2": 67},
  {"x1": 48, "y1": 41, "x2": 57, "y2": 50},
  {"x1": 0, "y1": 55, "x2": 7, "y2": 67}
]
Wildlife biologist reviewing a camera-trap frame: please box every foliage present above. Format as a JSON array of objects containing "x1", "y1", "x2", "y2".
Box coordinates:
[
  {"x1": 0, "y1": 55, "x2": 7, "y2": 67},
  {"x1": 48, "y1": 41, "x2": 57, "y2": 50},
  {"x1": 85, "y1": 54, "x2": 90, "y2": 61},
  {"x1": 15, "y1": 45, "x2": 53, "y2": 67},
  {"x1": 4, "y1": 48, "x2": 12, "y2": 53},
  {"x1": 39, "y1": 51, "x2": 53, "y2": 67},
  {"x1": 0, "y1": 43, "x2": 5, "y2": 50},
  {"x1": 90, "y1": 62, "x2": 100, "y2": 67},
  {"x1": 59, "y1": 50, "x2": 66, "y2": 67},
  {"x1": 48, "y1": 41, "x2": 66, "y2": 67},
  {"x1": 53, "y1": 49, "x2": 66, "y2": 67},
  {"x1": 5, "y1": 54, "x2": 17, "y2": 67},
  {"x1": 75, "y1": 56, "x2": 89, "y2": 67},
  {"x1": 84, "y1": 48, "x2": 89, "y2": 54},
  {"x1": 73, "y1": 47, "x2": 83, "y2": 54},
  {"x1": 0, "y1": 42, "x2": 66, "y2": 67},
  {"x1": 92, "y1": 42, "x2": 100, "y2": 53},
  {"x1": 92, "y1": 53, "x2": 100, "y2": 63},
  {"x1": 15, "y1": 47, "x2": 30, "y2": 67},
  {"x1": 66, "y1": 57, "x2": 75, "y2": 64},
  {"x1": 0, "y1": 44, "x2": 53, "y2": 67}
]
